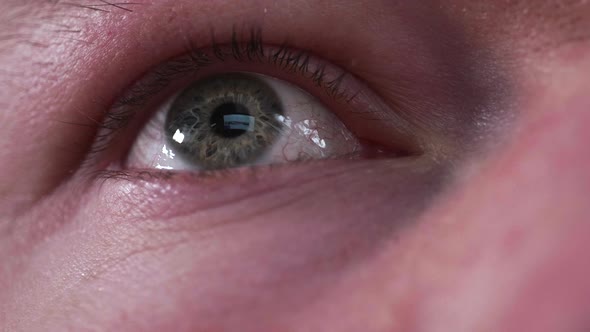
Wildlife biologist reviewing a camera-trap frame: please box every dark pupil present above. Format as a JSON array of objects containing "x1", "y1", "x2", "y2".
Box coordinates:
[{"x1": 210, "y1": 102, "x2": 253, "y2": 138}]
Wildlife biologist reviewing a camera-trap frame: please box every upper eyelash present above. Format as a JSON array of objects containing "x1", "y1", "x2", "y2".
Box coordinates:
[
  {"x1": 114, "y1": 26, "x2": 351, "y2": 109},
  {"x1": 83, "y1": 25, "x2": 357, "y2": 166}
]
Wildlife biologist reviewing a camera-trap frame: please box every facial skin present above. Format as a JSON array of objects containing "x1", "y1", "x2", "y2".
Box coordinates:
[{"x1": 1, "y1": 0, "x2": 590, "y2": 331}]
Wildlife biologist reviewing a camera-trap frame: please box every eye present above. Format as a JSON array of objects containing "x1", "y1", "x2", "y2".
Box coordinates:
[
  {"x1": 91, "y1": 28, "x2": 421, "y2": 174},
  {"x1": 127, "y1": 72, "x2": 362, "y2": 171}
]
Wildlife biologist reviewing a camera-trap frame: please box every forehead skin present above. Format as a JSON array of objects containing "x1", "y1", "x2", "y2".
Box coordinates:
[{"x1": 1, "y1": 1, "x2": 590, "y2": 332}]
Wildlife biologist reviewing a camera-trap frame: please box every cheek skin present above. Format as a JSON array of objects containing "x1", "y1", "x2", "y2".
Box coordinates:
[
  {"x1": 400, "y1": 93, "x2": 590, "y2": 331},
  {"x1": 4, "y1": 159, "x2": 444, "y2": 331}
]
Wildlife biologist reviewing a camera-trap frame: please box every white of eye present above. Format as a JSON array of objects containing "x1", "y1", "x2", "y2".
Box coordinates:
[{"x1": 126, "y1": 73, "x2": 361, "y2": 171}]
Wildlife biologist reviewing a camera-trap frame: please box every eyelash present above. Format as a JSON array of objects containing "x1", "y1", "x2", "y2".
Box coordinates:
[{"x1": 86, "y1": 26, "x2": 360, "y2": 167}]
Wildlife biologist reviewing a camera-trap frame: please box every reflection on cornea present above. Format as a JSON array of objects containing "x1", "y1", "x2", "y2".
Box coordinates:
[
  {"x1": 172, "y1": 129, "x2": 185, "y2": 144},
  {"x1": 156, "y1": 145, "x2": 176, "y2": 170},
  {"x1": 295, "y1": 119, "x2": 327, "y2": 153},
  {"x1": 275, "y1": 114, "x2": 292, "y2": 128},
  {"x1": 223, "y1": 114, "x2": 256, "y2": 132}
]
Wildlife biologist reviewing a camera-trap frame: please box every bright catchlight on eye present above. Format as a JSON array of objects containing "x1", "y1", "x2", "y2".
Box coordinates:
[{"x1": 172, "y1": 129, "x2": 185, "y2": 144}]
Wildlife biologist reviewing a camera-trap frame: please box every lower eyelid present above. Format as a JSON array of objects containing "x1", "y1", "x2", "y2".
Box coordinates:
[{"x1": 96, "y1": 157, "x2": 432, "y2": 222}]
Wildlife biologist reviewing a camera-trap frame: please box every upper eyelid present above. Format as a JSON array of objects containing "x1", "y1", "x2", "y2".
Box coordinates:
[
  {"x1": 106, "y1": 26, "x2": 358, "y2": 133},
  {"x1": 115, "y1": 27, "x2": 351, "y2": 107}
]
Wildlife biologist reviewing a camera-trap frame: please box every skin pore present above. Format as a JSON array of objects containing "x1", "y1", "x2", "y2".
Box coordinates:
[{"x1": 1, "y1": 1, "x2": 590, "y2": 331}]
